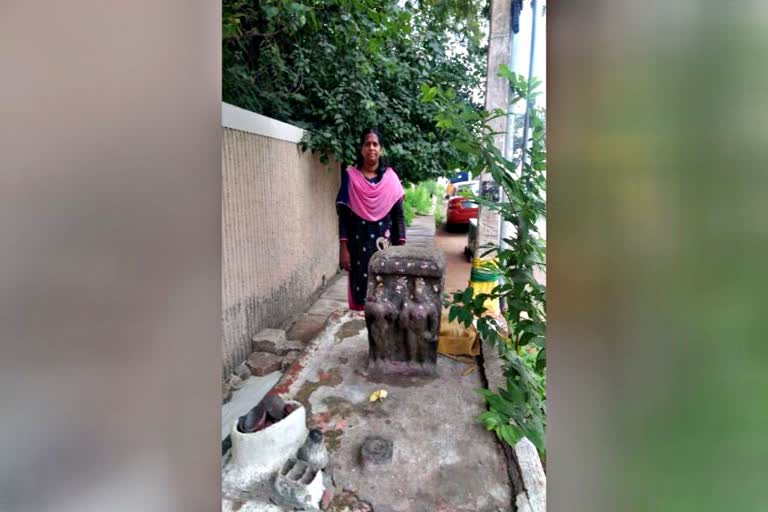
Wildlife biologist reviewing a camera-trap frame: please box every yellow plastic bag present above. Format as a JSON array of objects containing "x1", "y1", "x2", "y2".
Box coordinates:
[{"x1": 438, "y1": 309, "x2": 480, "y2": 357}]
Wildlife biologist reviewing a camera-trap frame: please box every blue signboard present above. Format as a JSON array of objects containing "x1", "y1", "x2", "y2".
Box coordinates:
[{"x1": 450, "y1": 172, "x2": 469, "y2": 183}]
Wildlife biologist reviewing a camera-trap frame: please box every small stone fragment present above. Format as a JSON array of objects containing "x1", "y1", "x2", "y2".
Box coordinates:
[
  {"x1": 320, "y1": 487, "x2": 334, "y2": 510},
  {"x1": 228, "y1": 374, "x2": 244, "y2": 390},
  {"x1": 222, "y1": 380, "x2": 232, "y2": 403},
  {"x1": 246, "y1": 351, "x2": 283, "y2": 376},
  {"x1": 252, "y1": 329, "x2": 304, "y2": 355},
  {"x1": 281, "y1": 351, "x2": 300, "y2": 371},
  {"x1": 234, "y1": 361, "x2": 251, "y2": 381}
]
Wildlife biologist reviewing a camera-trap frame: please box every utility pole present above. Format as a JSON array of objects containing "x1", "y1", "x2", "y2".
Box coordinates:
[
  {"x1": 500, "y1": 0, "x2": 524, "y2": 254},
  {"x1": 473, "y1": 0, "x2": 512, "y2": 257}
]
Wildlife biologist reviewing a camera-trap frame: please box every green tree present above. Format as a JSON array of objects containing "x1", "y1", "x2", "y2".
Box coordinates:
[{"x1": 222, "y1": 0, "x2": 488, "y2": 183}]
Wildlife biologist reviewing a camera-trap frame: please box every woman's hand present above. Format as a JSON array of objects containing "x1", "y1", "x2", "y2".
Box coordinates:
[{"x1": 339, "y1": 241, "x2": 351, "y2": 271}]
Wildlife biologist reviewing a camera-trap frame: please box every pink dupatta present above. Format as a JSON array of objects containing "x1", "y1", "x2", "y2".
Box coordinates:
[{"x1": 343, "y1": 166, "x2": 405, "y2": 221}]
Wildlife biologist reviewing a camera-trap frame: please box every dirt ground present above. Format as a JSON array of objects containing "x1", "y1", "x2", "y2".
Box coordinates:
[{"x1": 433, "y1": 221, "x2": 473, "y2": 297}]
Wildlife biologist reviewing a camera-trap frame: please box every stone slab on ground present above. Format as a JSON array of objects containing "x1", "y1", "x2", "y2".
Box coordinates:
[
  {"x1": 286, "y1": 314, "x2": 330, "y2": 344},
  {"x1": 247, "y1": 352, "x2": 284, "y2": 376},
  {"x1": 321, "y1": 275, "x2": 349, "y2": 303},
  {"x1": 514, "y1": 437, "x2": 546, "y2": 512},
  {"x1": 276, "y1": 313, "x2": 511, "y2": 511},
  {"x1": 253, "y1": 328, "x2": 287, "y2": 345},
  {"x1": 406, "y1": 215, "x2": 436, "y2": 249},
  {"x1": 222, "y1": 372, "x2": 282, "y2": 441},
  {"x1": 306, "y1": 298, "x2": 345, "y2": 318},
  {"x1": 252, "y1": 337, "x2": 304, "y2": 356}
]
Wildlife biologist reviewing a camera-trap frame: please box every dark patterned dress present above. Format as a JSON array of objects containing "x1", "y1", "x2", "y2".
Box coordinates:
[{"x1": 338, "y1": 172, "x2": 406, "y2": 310}]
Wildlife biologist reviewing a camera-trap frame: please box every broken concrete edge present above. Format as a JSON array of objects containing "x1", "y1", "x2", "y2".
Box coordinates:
[
  {"x1": 268, "y1": 309, "x2": 345, "y2": 398},
  {"x1": 278, "y1": 271, "x2": 346, "y2": 333},
  {"x1": 222, "y1": 309, "x2": 346, "y2": 458},
  {"x1": 222, "y1": 272, "x2": 346, "y2": 405},
  {"x1": 477, "y1": 330, "x2": 546, "y2": 511},
  {"x1": 513, "y1": 437, "x2": 546, "y2": 512}
]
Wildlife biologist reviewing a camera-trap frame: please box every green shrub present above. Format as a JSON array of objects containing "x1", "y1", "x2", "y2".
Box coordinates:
[
  {"x1": 404, "y1": 183, "x2": 432, "y2": 216},
  {"x1": 421, "y1": 179, "x2": 441, "y2": 198},
  {"x1": 403, "y1": 199, "x2": 415, "y2": 226},
  {"x1": 434, "y1": 204, "x2": 444, "y2": 227}
]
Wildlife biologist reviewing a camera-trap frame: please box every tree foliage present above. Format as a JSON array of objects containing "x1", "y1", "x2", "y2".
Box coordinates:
[{"x1": 222, "y1": 0, "x2": 488, "y2": 183}]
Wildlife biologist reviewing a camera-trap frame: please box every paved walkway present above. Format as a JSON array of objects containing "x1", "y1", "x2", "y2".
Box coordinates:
[
  {"x1": 404, "y1": 214, "x2": 436, "y2": 249},
  {"x1": 271, "y1": 313, "x2": 511, "y2": 511},
  {"x1": 222, "y1": 214, "x2": 513, "y2": 510},
  {"x1": 434, "y1": 221, "x2": 473, "y2": 296}
]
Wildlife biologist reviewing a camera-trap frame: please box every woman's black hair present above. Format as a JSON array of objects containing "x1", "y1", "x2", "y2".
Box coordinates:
[{"x1": 355, "y1": 128, "x2": 387, "y2": 174}]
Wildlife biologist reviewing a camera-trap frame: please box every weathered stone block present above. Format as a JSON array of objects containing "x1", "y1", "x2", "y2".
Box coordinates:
[
  {"x1": 246, "y1": 351, "x2": 283, "y2": 376},
  {"x1": 364, "y1": 246, "x2": 445, "y2": 375},
  {"x1": 367, "y1": 245, "x2": 445, "y2": 280},
  {"x1": 252, "y1": 328, "x2": 304, "y2": 355},
  {"x1": 252, "y1": 328, "x2": 286, "y2": 346}
]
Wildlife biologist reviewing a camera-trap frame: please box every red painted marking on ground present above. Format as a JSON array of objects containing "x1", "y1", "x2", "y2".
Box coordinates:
[
  {"x1": 311, "y1": 411, "x2": 333, "y2": 431},
  {"x1": 268, "y1": 361, "x2": 305, "y2": 396}
]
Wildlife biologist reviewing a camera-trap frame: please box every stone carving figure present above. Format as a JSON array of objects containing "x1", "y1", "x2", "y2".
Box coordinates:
[
  {"x1": 364, "y1": 283, "x2": 402, "y2": 363},
  {"x1": 398, "y1": 277, "x2": 439, "y2": 367}
]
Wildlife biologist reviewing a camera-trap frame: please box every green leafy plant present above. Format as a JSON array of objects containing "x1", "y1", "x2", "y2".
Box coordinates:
[
  {"x1": 403, "y1": 199, "x2": 415, "y2": 227},
  {"x1": 420, "y1": 179, "x2": 442, "y2": 198},
  {"x1": 223, "y1": 0, "x2": 487, "y2": 183},
  {"x1": 425, "y1": 67, "x2": 547, "y2": 456},
  {"x1": 434, "y1": 204, "x2": 445, "y2": 227},
  {"x1": 404, "y1": 183, "x2": 433, "y2": 216}
]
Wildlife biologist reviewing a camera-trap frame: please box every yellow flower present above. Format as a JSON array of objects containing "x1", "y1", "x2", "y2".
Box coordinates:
[{"x1": 369, "y1": 389, "x2": 388, "y2": 402}]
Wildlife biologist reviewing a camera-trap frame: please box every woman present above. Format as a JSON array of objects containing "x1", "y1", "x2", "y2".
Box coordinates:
[{"x1": 336, "y1": 128, "x2": 406, "y2": 311}]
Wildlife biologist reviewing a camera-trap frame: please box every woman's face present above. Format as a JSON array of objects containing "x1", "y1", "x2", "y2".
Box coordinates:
[{"x1": 361, "y1": 133, "x2": 381, "y2": 167}]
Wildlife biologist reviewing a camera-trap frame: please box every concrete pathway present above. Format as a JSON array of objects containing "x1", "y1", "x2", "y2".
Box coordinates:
[
  {"x1": 222, "y1": 214, "x2": 514, "y2": 510},
  {"x1": 404, "y1": 214, "x2": 435, "y2": 249},
  {"x1": 276, "y1": 314, "x2": 512, "y2": 511},
  {"x1": 434, "y1": 221, "x2": 473, "y2": 296}
]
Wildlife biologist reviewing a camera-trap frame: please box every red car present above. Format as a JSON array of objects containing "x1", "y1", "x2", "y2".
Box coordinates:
[{"x1": 446, "y1": 196, "x2": 478, "y2": 229}]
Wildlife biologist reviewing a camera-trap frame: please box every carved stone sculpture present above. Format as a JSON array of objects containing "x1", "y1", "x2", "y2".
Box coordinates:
[
  {"x1": 364, "y1": 246, "x2": 444, "y2": 376},
  {"x1": 364, "y1": 284, "x2": 403, "y2": 363},
  {"x1": 399, "y1": 277, "x2": 439, "y2": 369}
]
